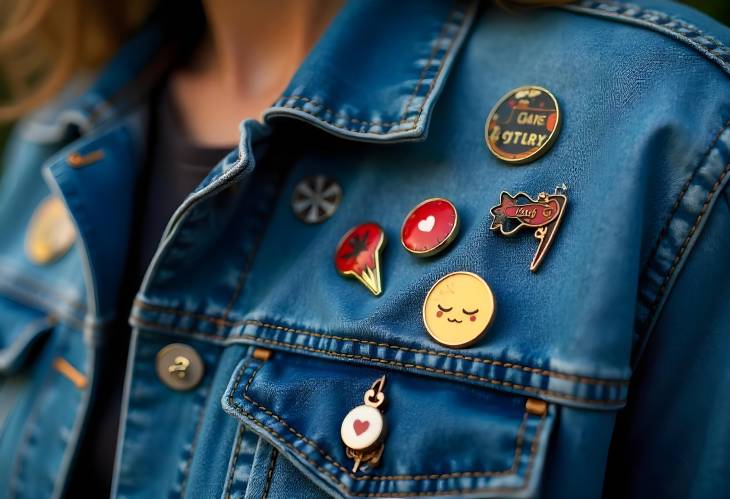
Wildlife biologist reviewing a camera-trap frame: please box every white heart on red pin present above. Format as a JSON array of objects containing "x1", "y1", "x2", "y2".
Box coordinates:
[{"x1": 417, "y1": 215, "x2": 436, "y2": 232}]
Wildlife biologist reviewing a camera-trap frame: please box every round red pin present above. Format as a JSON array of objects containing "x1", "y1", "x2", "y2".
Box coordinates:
[{"x1": 401, "y1": 198, "x2": 459, "y2": 257}]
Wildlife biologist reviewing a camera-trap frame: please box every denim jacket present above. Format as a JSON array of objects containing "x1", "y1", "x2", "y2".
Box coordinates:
[{"x1": 1, "y1": 1, "x2": 730, "y2": 498}]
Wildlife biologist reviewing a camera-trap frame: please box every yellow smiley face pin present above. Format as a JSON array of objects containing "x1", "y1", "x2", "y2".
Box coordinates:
[{"x1": 422, "y1": 272, "x2": 496, "y2": 348}]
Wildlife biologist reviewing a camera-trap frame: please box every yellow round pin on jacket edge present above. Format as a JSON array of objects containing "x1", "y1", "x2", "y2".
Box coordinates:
[
  {"x1": 25, "y1": 195, "x2": 76, "y2": 265},
  {"x1": 422, "y1": 271, "x2": 496, "y2": 348},
  {"x1": 485, "y1": 85, "x2": 561, "y2": 165}
]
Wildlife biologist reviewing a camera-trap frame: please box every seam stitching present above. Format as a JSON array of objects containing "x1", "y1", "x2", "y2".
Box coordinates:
[
  {"x1": 0, "y1": 315, "x2": 56, "y2": 369},
  {"x1": 241, "y1": 321, "x2": 628, "y2": 386},
  {"x1": 272, "y1": 0, "x2": 470, "y2": 135},
  {"x1": 8, "y1": 361, "x2": 58, "y2": 499},
  {"x1": 647, "y1": 162, "x2": 730, "y2": 317},
  {"x1": 0, "y1": 266, "x2": 86, "y2": 312},
  {"x1": 564, "y1": 1, "x2": 730, "y2": 77},
  {"x1": 241, "y1": 335, "x2": 624, "y2": 406},
  {"x1": 177, "y1": 386, "x2": 213, "y2": 498},
  {"x1": 131, "y1": 303, "x2": 628, "y2": 387},
  {"x1": 278, "y1": 96, "x2": 408, "y2": 128},
  {"x1": 223, "y1": 423, "x2": 246, "y2": 499},
  {"x1": 261, "y1": 448, "x2": 279, "y2": 499},
  {"x1": 639, "y1": 120, "x2": 730, "y2": 287},
  {"x1": 397, "y1": 5, "x2": 456, "y2": 124},
  {"x1": 130, "y1": 317, "x2": 625, "y2": 405},
  {"x1": 228, "y1": 362, "x2": 546, "y2": 496},
  {"x1": 220, "y1": 168, "x2": 286, "y2": 322},
  {"x1": 248, "y1": 385, "x2": 529, "y2": 481},
  {"x1": 405, "y1": 0, "x2": 469, "y2": 128}
]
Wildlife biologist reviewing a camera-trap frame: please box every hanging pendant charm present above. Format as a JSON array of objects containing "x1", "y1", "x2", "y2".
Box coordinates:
[
  {"x1": 340, "y1": 375, "x2": 387, "y2": 473},
  {"x1": 490, "y1": 185, "x2": 568, "y2": 271}
]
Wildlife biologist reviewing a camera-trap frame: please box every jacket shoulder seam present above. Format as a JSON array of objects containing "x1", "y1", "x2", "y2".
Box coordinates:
[
  {"x1": 635, "y1": 119, "x2": 730, "y2": 365},
  {"x1": 562, "y1": 1, "x2": 730, "y2": 78}
]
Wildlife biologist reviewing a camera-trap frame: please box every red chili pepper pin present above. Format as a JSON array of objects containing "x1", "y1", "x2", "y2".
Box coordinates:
[
  {"x1": 335, "y1": 222, "x2": 386, "y2": 296},
  {"x1": 489, "y1": 185, "x2": 568, "y2": 271}
]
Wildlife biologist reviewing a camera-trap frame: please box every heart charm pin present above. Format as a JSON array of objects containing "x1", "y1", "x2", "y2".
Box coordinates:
[{"x1": 340, "y1": 376, "x2": 387, "y2": 473}]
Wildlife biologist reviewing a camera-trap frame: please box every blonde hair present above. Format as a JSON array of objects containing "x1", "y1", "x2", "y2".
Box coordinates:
[
  {"x1": 0, "y1": 0, "x2": 573, "y2": 123},
  {"x1": 0, "y1": 0, "x2": 153, "y2": 121}
]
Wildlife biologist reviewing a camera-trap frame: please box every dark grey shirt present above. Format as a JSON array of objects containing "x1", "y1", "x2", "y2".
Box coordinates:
[
  {"x1": 68, "y1": 83, "x2": 234, "y2": 497},
  {"x1": 138, "y1": 86, "x2": 234, "y2": 271}
]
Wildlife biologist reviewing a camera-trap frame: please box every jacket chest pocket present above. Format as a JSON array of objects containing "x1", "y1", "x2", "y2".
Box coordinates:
[{"x1": 221, "y1": 349, "x2": 554, "y2": 499}]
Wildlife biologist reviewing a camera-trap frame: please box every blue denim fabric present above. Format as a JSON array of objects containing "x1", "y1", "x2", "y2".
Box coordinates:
[{"x1": 1, "y1": 0, "x2": 730, "y2": 498}]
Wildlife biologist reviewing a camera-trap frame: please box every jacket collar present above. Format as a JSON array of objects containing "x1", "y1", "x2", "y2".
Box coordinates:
[{"x1": 264, "y1": 0, "x2": 478, "y2": 142}]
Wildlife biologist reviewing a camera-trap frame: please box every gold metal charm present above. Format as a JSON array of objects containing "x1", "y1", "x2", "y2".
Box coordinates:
[
  {"x1": 422, "y1": 272, "x2": 496, "y2": 348},
  {"x1": 25, "y1": 195, "x2": 76, "y2": 265},
  {"x1": 490, "y1": 185, "x2": 568, "y2": 271},
  {"x1": 485, "y1": 86, "x2": 561, "y2": 164},
  {"x1": 340, "y1": 376, "x2": 387, "y2": 472}
]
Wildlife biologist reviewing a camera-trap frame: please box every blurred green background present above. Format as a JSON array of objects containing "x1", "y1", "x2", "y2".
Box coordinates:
[
  {"x1": 685, "y1": 1, "x2": 730, "y2": 24},
  {"x1": 0, "y1": 1, "x2": 729, "y2": 154}
]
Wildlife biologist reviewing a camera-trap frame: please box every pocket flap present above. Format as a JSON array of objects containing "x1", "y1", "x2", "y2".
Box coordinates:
[
  {"x1": 222, "y1": 351, "x2": 555, "y2": 498},
  {"x1": 0, "y1": 294, "x2": 54, "y2": 373}
]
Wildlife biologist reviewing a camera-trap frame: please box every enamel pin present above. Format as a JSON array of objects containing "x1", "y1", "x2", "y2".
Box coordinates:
[
  {"x1": 489, "y1": 185, "x2": 568, "y2": 271},
  {"x1": 485, "y1": 86, "x2": 561, "y2": 164},
  {"x1": 291, "y1": 175, "x2": 342, "y2": 224},
  {"x1": 423, "y1": 272, "x2": 496, "y2": 347},
  {"x1": 401, "y1": 198, "x2": 459, "y2": 257},
  {"x1": 25, "y1": 195, "x2": 76, "y2": 265},
  {"x1": 340, "y1": 376, "x2": 387, "y2": 472},
  {"x1": 335, "y1": 222, "x2": 386, "y2": 296}
]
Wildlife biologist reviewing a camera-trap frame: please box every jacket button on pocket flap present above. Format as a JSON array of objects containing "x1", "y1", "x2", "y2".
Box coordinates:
[{"x1": 222, "y1": 352, "x2": 555, "y2": 498}]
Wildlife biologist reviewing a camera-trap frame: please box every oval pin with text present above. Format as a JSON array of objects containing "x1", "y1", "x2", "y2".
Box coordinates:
[{"x1": 485, "y1": 86, "x2": 561, "y2": 164}]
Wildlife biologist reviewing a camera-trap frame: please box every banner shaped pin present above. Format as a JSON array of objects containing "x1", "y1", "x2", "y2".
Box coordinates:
[{"x1": 490, "y1": 186, "x2": 568, "y2": 272}]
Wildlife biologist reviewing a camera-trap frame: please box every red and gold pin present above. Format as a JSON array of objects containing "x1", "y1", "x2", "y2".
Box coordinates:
[
  {"x1": 401, "y1": 198, "x2": 459, "y2": 257},
  {"x1": 335, "y1": 222, "x2": 386, "y2": 296},
  {"x1": 490, "y1": 185, "x2": 568, "y2": 271}
]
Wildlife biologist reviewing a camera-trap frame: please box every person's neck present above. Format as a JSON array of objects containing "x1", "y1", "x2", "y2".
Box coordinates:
[{"x1": 170, "y1": 0, "x2": 344, "y2": 147}]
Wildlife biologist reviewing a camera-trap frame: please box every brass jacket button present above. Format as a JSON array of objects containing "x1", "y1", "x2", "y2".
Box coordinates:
[
  {"x1": 156, "y1": 343, "x2": 204, "y2": 391},
  {"x1": 25, "y1": 195, "x2": 76, "y2": 265}
]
